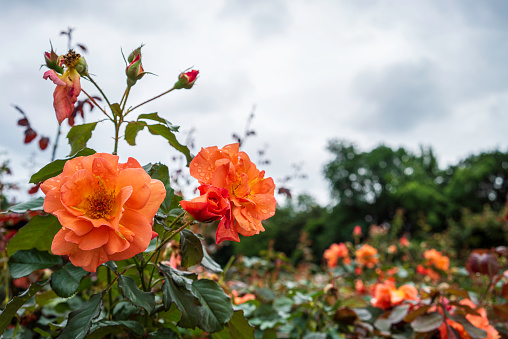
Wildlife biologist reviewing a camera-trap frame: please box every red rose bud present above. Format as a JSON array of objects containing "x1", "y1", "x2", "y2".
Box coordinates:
[
  {"x1": 39, "y1": 137, "x2": 49, "y2": 150},
  {"x1": 127, "y1": 46, "x2": 143, "y2": 63},
  {"x1": 179, "y1": 184, "x2": 230, "y2": 222},
  {"x1": 44, "y1": 49, "x2": 64, "y2": 74},
  {"x1": 125, "y1": 53, "x2": 145, "y2": 86},
  {"x1": 466, "y1": 252, "x2": 499, "y2": 277},
  {"x1": 174, "y1": 70, "x2": 199, "y2": 89},
  {"x1": 24, "y1": 128, "x2": 37, "y2": 143}
]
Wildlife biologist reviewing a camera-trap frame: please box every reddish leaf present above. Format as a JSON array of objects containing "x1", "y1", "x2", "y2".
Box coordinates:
[
  {"x1": 38, "y1": 137, "x2": 49, "y2": 150},
  {"x1": 24, "y1": 128, "x2": 37, "y2": 143},
  {"x1": 17, "y1": 118, "x2": 29, "y2": 127},
  {"x1": 77, "y1": 43, "x2": 87, "y2": 53},
  {"x1": 28, "y1": 183, "x2": 40, "y2": 195},
  {"x1": 404, "y1": 304, "x2": 431, "y2": 323},
  {"x1": 493, "y1": 303, "x2": 508, "y2": 320}
]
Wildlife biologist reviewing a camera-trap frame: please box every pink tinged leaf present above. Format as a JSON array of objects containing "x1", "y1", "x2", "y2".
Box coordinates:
[{"x1": 43, "y1": 70, "x2": 66, "y2": 86}]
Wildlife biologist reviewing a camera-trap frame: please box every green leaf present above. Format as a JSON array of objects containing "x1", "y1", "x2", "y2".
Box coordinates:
[
  {"x1": 6, "y1": 197, "x2": 45, "y2": 213},
  {"x1": 0, "y1": 279, "x2": 49, "y2": 333},
  {"x1": 148, "y1": 328, "x2": 180, "y2": 339},
  {"x1": 227, "y1": 310, "x2": 255, "y2": 339},
  {"x1": 59, "y1": 293, "x2": 103, "y2": 339},
  {"x1": 50, "y1": 263, "x2": 89, "y2": 298},
  {"x1": 146, "y1": 124, "x2": 193, "y2": 165},
  {"x1": 146, "y1": 163, "x2": 174, "y2": 214},
  {"x1": 449, "y1": 314, "x2": 488, "y2": 339},
  {"x1": 30, "y1": 148, "x2": 96, "y2": 183},
  {"x1": 191, "y1": 279, "x2": 234, "y2": 333},
  {"x1": 87, "y1": 320, "x2": 144, "y2": 339},
  {"x1": 118, "y1": 275, "x2": 155, "y2": 314},
  {"x1": 67, "y1": 122, "x2": 98, "y2": 156},
  {"x1": 138, "y1": 113, "x2": 180, "y2": 132},
  {"x1": 180, "y1": 229, "x2": 204, "y2": 268},
  {"x1": 7, "y1": 215, "x2": 61, "y2": 256},
  {"x1": 411, "y1": 312, "x2": 444, "y2": 333},
  {"x1": 110, "y1": 103, "x2": 121, "y2": 117},
  {"x1": 124, "y1": 121, "x2": 146, "y2": 146},
  {"x1": 103, "y1": 261, "x2": 117, "y2": 273},
  {"x1": 8, "y1": 249, "x2": 62, "y2": 279},
  {"x1": 160, "y1": 264, "x2": 201, "y2": 329},
  {"x1": 201, "y1": 245, "x2": 223, "y2": 273},
  {"x1": 386, "y1": 304, "x2": 410, "y2": 324}
]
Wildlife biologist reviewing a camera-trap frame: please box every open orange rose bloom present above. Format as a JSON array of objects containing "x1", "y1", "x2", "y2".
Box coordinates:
[
  {"x1": 41, "y1": 153, "x2": 166, "y2": 272},
  {"x1": 189, "y1": 143, "x2": 276, "y2": 243}
]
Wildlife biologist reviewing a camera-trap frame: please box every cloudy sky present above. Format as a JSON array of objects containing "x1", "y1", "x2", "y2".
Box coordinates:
[{"x1": 1, "y1": 1, "x2": 508, "y2": 205}]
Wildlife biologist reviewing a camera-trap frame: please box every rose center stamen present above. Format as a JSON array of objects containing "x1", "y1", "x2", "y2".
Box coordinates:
[
  {"x1": 85, "y1": 182, "x2": 115, "y2": 219},
  {"x1": 62, "y1": 49, "x2": 81, "y2": 68}
]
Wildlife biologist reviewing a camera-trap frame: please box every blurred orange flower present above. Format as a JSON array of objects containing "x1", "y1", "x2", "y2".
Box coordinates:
[
  {"x1": 41, "y1": 153, "x2": 166, "y2": 272},
  {"x1": 424, "y1": 249, "x2": 450, "y2": 272},
  {"x1": 438, "y1": 299, "x2": 500, "y2": 339},
  {"x1": 231, "y1": 290, "x2": 256, "y2": 304},
  {"x1": 387, "y1": 244, "x2": 397, "y2": 254},
  {"x1": 323, "y1": 243, "x2": 351, "y2": 268},
  {"x1": 355, "y1": 244, "x2": 379, "y2": 268},
  {"x1": 371, "y1": 280, "x2": 418, "y2": 310},
  {"x1": 399, "y1": 236, "x2": 410, "y2": 247},
  {"x1": 189, "y1": 143, "x2": 276, "y2": 243}
]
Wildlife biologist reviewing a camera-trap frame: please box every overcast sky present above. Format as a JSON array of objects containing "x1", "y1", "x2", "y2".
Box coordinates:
[{"x1": 1, "y1": 1, "x2": 508, "y2": 205}]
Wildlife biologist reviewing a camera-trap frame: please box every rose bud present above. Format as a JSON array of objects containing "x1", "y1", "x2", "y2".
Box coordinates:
[
  {"x1": 126, "y1": 53, "x2": 146, "y2": 86},
  {"x1": 174, "y1": 70, "x2": 199, "y2": 89},
  {"x1": 179, "y1": 184, "x2": 230, "y2": 222},
  {"x1": 44, "y1": 48, "x2": 64, "y2": 74},
  {"x1": 127, "y1": 45, "x2": 143, "y2": 63}
]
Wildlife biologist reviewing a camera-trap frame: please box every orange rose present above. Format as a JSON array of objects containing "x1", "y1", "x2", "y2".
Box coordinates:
[
  {"x1": 189, "y1": 143, "x2": 276, "y2": 243},
  {"x1": 41, "y1": 153, "x2": 166, "y2": 272},
  {"x1": 355, "y1": 244, "x2": 379, "y2": 268},
  {"x1": 371, "y1": 280, "x2": 418, "y2": 310},
  {"x1": 231, "y1": 290, "x2": 256, "y2": 305},
  {"x1": 323, "y1": 243, "x2": 350, "y2": 268},
  {"x1": 424, "y1": 249, "x2": 450, "y2": 272},
  {"x1": 438, "y1": 299, "x2": 500, "y2": 339}
]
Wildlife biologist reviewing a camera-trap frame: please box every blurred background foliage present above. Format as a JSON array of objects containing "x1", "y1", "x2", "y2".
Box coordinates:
[{"x1": 215, "y1": 139, "x2": 508, "y2": 265}]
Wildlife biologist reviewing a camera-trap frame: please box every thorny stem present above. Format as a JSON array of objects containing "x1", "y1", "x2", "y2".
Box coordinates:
[
  {"x1": 126, "y1": 87, "x2": 175, "y2": 115},
  {"x1": 220, "y1": 256, "x2": 236, "y2": 284},
  {"x1": 112, "y1": 86, "x2": 131, "y2": 155},
  {"x1": 144, "y1": 220, "x2": 192, "y2": 264},
  {"x1": 87, "y1": 76, "x2": 112, "y2": 109},
  {"x1": 81, "y1": 88, "x2": 111, "y2": 120},
  {"x1": 107, "y1": 268, "x2": 113, "y2": 320},
  {"x1": 104, "y1": 264, "x2": 136, "y2": 293},
  {"x1": 51, "y1": 125, "x2": 61, "y2": 161},
  {"x1": 147, "y1": 248, "x2": 161, "y2": 290}
]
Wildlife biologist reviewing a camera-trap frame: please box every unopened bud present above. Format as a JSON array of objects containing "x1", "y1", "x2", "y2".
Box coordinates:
[
  {"x1": 127, "y1": 45, "x2": 143, "y2": 63},
  {"x1": 126, "y1": 53, "x2": 145, "y2": 86},
  {"x1": 74, "y1": 56, "x2": 88, "y2": 76},
  {"x1": 174, "y1": 70, "x2": 199, "y2": 89},
  {"x1": 44, "y1": 49, "x2": 64, "y2": 74}
]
